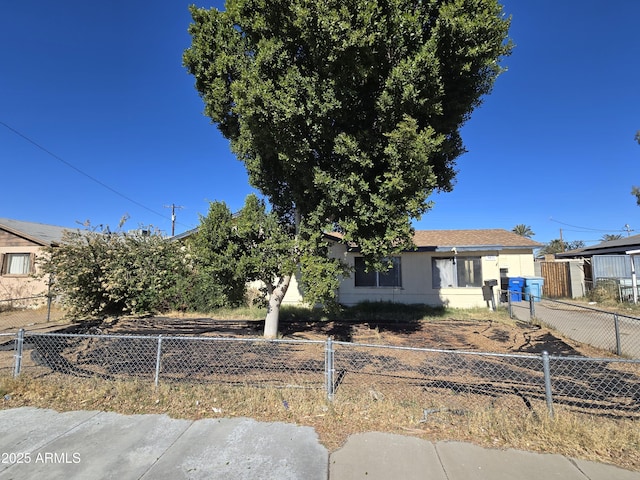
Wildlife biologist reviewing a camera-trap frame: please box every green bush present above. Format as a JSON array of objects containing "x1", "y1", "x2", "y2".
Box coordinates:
[{"x1": 40, "y1": 228, "x2": 237, "y2": 318}]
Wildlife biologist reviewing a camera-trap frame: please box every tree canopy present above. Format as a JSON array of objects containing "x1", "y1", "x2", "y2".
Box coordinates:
[
  {"x1": 184, "y1": 0, "x2": 512, "y2": 335},
  {"x1": 512, "y1": 224, "x2": 535, "y2": 238},
  {"x1": 600, "y1": 233, "x2": 623, "y2": 242},
  {"x1": 538, "y1": 238, "x2": 585, "y2": 256}
]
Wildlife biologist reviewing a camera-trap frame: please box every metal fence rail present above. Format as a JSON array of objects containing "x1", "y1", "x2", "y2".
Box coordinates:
[
  {"x1": 4, "y1": 330, "x2": 639, "y2": 419},
  {"x1": 506, "y1": 291, "x2": 640, "y2": 359},
  {"x1": 0, "y1": 296, "x2": 63, "y2": 333}
]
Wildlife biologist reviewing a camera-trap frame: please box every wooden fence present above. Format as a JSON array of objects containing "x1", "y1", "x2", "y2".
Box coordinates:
[{"x1": 539, "y1": 261, "x2": 571, "y2": 298}]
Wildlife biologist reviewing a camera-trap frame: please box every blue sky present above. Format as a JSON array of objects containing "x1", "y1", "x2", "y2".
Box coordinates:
[{"x1": 1, "y1": 0, "x2": 639, "y2": 245}]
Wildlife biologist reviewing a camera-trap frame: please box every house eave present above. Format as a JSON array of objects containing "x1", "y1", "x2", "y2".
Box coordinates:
[{"x1": 0, "y1": 224, "x2": 48, "y2": 246}]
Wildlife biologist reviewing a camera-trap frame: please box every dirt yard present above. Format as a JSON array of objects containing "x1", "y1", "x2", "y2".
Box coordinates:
[
  {"x1": 61, "y1": 314, "x2": 606, "y2": 358},
  {"x1": 3, "y1": 312, "x2": 637, "y2": 472}
]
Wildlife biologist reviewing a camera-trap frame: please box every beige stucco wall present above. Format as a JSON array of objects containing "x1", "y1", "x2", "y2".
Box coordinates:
[
  {"x1": 497, "y1": 250, "x2": 537, "y2": 278},
  {"x1": 282, "y1": 243, "x2": 537, "y2": 309},
  {"x1": 281, "y1": 273, "x2": 304, "y2": 305},
  {"x1": 0, "y1": 245, "x2": 50, "y2": 299},
  {"x1": 249, "y1": 273, "x2": 306, "y2": 306}
]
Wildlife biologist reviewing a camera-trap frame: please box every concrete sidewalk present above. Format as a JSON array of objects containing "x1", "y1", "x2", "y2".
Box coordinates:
[{"x1": 0, "y1": 407, "x2": 637, "y2": 479}]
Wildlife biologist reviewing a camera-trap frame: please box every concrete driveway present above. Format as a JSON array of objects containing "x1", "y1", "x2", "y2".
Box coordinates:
[{"x1": 510, "y1": 300, "x2": 640, "y2": 358}]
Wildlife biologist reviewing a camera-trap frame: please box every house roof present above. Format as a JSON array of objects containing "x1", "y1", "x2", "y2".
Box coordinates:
[
  {"x1": 412, "y1": 229, "x2": 542, "y2": 249},
  {"x1": 169, "y1": 227, "x2": 199, "y2": 242},
  {"x1": 0, "y1": 218, "x2": 70, "y2": 246},
  {"x1": 556, "y1": 233, "x2": 640, "y2": 257},
  {"x1": 326, "y1": 229, "x2": 541, "y2": 252}
]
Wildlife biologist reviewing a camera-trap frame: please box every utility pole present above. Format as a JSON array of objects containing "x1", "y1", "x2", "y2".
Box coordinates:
[
  {"x1": 164, "y1": 204, "x2": 183, "y2": 236},
  {"x1": 559, "y1": 228, "x2": 564, "y2": 252},
  {"x1": 624, "y1": 224, "x2": 634, "y2": 237}
]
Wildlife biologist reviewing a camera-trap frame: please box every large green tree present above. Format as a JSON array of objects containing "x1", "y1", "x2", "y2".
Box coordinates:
[
  {"x1": 189, "y1": 201, "x2": 248, "y2": 308},
  {"x1": 194, "y1": 194, "x2": 344, "y2": 336},
  {"x1": 184, "y1": 0, "x2": 512, "y2": 336}
]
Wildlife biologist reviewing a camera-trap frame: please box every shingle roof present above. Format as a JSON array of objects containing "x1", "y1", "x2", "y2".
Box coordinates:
[
  {"x1": 412, "y1": 229, "x2": 542, "y2": 248},
  {"x1": 0, "y1": 218, "x2": 71, "y2": 245},
  {"x1": 557, "y1": 233, "x2": 640, "y2": 257},
  {"x1": 325, "y1": 229, "x2": 542, "y2": 250}
]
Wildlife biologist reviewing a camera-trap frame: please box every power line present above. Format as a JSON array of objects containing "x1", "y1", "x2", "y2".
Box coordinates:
[
  {"x1": 1, "y1": 120, "x2": 186, "y2": 227},
  {"x1": 549, "y1": 217, "x2": 629, "y2": 234}
]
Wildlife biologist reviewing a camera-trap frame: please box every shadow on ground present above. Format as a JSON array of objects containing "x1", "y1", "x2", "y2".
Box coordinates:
[{"x1": 279, "y1": 303, "x2": 445, "y2": 342}]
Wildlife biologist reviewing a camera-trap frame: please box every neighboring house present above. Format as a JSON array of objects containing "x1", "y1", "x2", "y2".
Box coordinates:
[
  {"x1": 556, "y1": 234, "x2": 640, "y2": 300},
  {"x1": 0, "y1": 218, "x2": 69, "y2": 300},
  {"x1": 283, "y1": 229, "x2": 542, "y2": 309}
]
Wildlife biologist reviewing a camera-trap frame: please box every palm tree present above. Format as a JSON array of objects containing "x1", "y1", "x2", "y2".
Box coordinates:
[
  {"x1": 512, "y1": 224, "x2": 535, "y2": 238},
  {"x1": 538, "y1": 239, "x2": 585, "y2": 255},
  {"x1": 600, "y1": 233, "x2": 623, "y2": 242}
]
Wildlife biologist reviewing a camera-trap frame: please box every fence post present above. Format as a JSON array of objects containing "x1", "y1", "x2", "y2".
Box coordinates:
[
  {"x1": 14, "y1": 329, "x2": 24, "y2": 377},
  {"x1": 154, "y1": 335, "x2": 163, "y2": 387},
  {"x1": 529, "y1": 294, "x2": 535, "y2": 319},
  {"x1": 46, "y1": 275, "x2": 54, "y2": 323},
  {"x1": 613, "y1": 314, "x2": 622, "y2": 356},
  {"x1": 541, "y1": 351, "x2": 554, "y2": 418},
  {"x1": 507, "y1": 291, "x2": 513, "y2": 319},
  {"x1": 325, "y1": 337, "x2": 335, "y2": 401}
]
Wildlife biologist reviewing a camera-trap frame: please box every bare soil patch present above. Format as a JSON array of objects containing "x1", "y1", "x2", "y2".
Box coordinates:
[{"x1": 69, "y1": 314, "x2": 603, "y2": 358}]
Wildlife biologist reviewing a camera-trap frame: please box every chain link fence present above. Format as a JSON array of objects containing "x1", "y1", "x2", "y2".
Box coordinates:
[
  {"x1": 329, "y1": 341, "x2": 639, "y2": 418},
  {"x1": 0, "y1": 296, "x2": 66, "y2": 333},
  {"x1": 0, "y1": 333, "x2": 15, "y2": 375},
  {"x1": 505, "y1": 291, "x2": 640, "y2": 359},
  {"x1": 12, "y1": 331, "x2": 326, "y2": 390},
  {"x1": 4, "y1": 330, "x2": 639, "y2": 419}
]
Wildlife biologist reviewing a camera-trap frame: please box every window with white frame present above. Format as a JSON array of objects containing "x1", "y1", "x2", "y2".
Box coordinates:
[
  {"x1": 1, "y1": 253, "x2": 33, "y2": 275},
  {"x1": 432, "y1": 256, "x2": 482, "y2": 288},
  {"x1": 354, "y1": 257, "x2": 402, "y2": 287}
]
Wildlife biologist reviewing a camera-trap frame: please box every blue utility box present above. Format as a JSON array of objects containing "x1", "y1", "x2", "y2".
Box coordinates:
[{"x1": 508, "y1": 277, "x2": 525, "y2": 302}]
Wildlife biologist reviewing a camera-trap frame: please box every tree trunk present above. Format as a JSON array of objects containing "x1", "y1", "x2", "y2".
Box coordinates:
[{"x1": 263, "y1": 274, "x2": 292, "y2": 339}]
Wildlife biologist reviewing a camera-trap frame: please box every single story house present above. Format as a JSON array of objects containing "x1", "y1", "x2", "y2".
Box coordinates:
[
  {"x1": 3, "y1": 220, "x2": 538, "y2": 309},
  {"x1": 283, "y1": 229, "x2": 542, "y2": 309},
  {"x1": 0, "y1": 218, "x2": 69, "y2": 300}
]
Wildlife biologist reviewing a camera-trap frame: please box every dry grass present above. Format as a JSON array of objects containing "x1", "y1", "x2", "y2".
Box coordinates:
[
  {"x1": 166, "y1": 303, "x2": 513, "y2": 324},
  {"x1": 164, "y1": 306, "x2": 266, "y2": 321},
  {"x1": 1, "y1": 375, "x2": 638, "y2": 472}
]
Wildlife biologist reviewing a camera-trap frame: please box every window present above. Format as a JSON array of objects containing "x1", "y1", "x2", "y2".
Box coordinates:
[
  {"x1": 432, "y1": 257, "x2": 482, "y2": 288},
  {"x1": 354, "y1": 257, "x2": 401, "y2": 287},
  {"x1": 1, "y1": 253, "x2": 33, "y2": 275}
]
